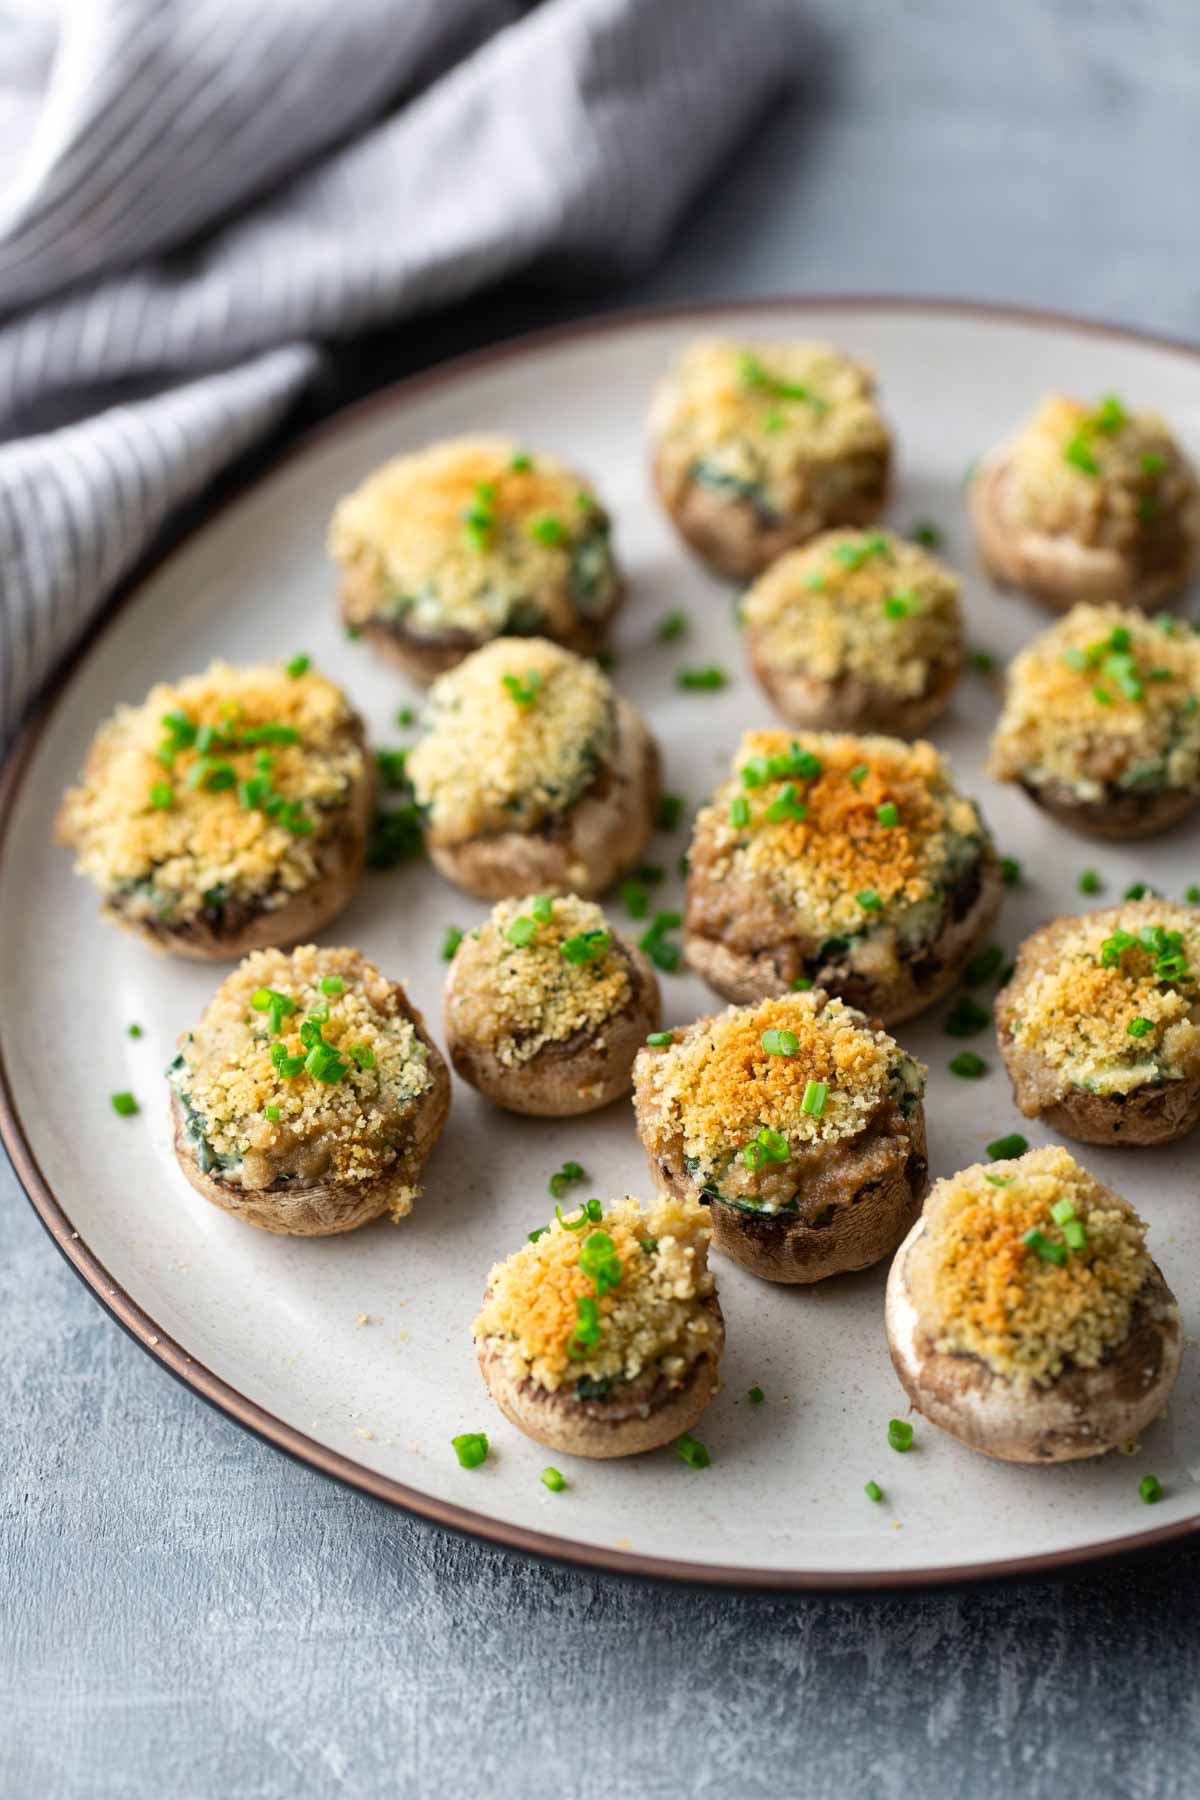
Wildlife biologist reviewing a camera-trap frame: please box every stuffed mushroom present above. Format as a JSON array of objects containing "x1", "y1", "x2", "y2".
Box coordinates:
[
  {"x1": 444, "y1": 893, "x2": 660, "y2": 1115},
  {"x1": 648, "y1": 339, "x2": 892, "y2": 581},
  {"x1": 988, "y1": 605, "x2": 1200, "y2": 840},
  {"x1": 633, "y1": 990, "x2": 928, "y2": 1284},
  {"x1": 473, "y1": 1194, "x2": 723, "y2": 1458},
  {"x1": 168, "y1": 943, "x2": 450, "y2": 1236},
  {"x1": 886, "y1": 1145, "x2": 1182, "y2": 1463},
  {"x1": 682, "y1": 729, "x2": 1001, "y2": 1023},
  {"x1": 970, "y1": 392, "x2": 1200, "y2": 613},
  {"x1": 997, "y1": 900, "x2": 1200, "y2": 1148},
  {"x1": 406, "y1": 637, "x2": 659, "y2": 901},
  {"x1": 329, "y1": 435, "x2": 623, "y2": 682},
  {"x1": 742, "y1": 527, "x2": 963, "y2": 735},
  {"x1": 57, "y1": 660, "x2": 371, "y2": 960}
]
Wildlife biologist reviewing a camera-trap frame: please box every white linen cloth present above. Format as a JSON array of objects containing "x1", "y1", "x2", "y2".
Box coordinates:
[{"x1": 0, "y1": 0, "x2": 793, "y2": 741}]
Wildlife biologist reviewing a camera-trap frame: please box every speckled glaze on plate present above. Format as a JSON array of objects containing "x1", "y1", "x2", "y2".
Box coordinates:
[{"x1": 4, "y1": 299, "x2": 1200, "y2": 1589}]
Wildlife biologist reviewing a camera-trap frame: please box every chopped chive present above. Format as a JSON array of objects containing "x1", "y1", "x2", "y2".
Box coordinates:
[
  {"x1": 791, "y1": 976, "x2": 814, "y2": 991},
  {"x1": 1124, "y1": 882, "x2": 1150, "y2": 901},
  {"x1": 657, "y1": 609, "x2": 689, "y2": 642},
  {"x1": 987, "y1": 1133, "x2": 1029, "y2": 1160},
  {"x1": 395, "y1": 706, "x2": 415, "y2": 728},
  {"x1": 1000, "y1": 857, "x2": 1022, "y2": 886},
  {"x1": 1064, "y1": 1220, "x2": 1087, "y2": 1250},
  {"x1": 349, "y1": 1044, "x2": 375, "y2": 1071},
  {"x1": 561, "y1": 929, "x2": 611, "y2": 965},
  {"x1": 127, "y1": 1024, "x2": 142, "y2": 1039},
  {"x1": 865, "y1": 1479, "x2": 884, "y2": 1502},
  {"x1": 345, "y1": 625, "x2": 362, "y2": 640},
  {"x1": 531, "y1": 894, "x2": 554, "y2": 923},
  {"x1": 848, "y1": 763, "x2": 870, "y2": 787},
  {"x1": 618, "y1": 878, "x2": 647, "y2": 921},
  {"x1": 1093, "y1": 685, "x2": 1114, "y2": 706},
  {"x1": 800, "y1": 1078, "x2": 828, "y2": 1117},
  {"x1": 149, "y1": 781, "x2": 174, "y2": 809},
  {"x1": 1078, "y1": 869, "x2": 1103, "y2": 895},
  {"x1": 964, "y1": 945, "x2": 1005, "y2": 986},
  {"x1": 501, "y1": 670, "x2": 542, "y2": 708},
  {"x1": 887, "y1": 1419, "x2": 913, "y2": 1453},
  {"x1": 1187, "y1": 886, "x2": 1200, "y2": 904},
  {"x1": 510, "y1": 452, "x2": 533, "y2": 472},
  {"x1": 876, "y1": 801, "x2": 899, "y2": 827},
  {"x1": 1064, "y1": 433, "x2": 1100, "y2": 475},
  {"x1": 506, "y1": 915, "x2": 537, "y2": 947},
  {"x1": 528, "y1": 514, "x2": 567, "y2": 546},
  {"x1": 1050, "y1": 1198, "x2": 1077, "y2": 1225},
  {"x1": 451, "y1": 1432, "x2": 489, "y2": 1470},
  {"x1": 264, "y1": 1104, "x2": 281, "y2": 1122},
  {"x1": 761, "y1": 1028, "x2": 799, "y2": 1056},
  {"x1": 909, "y1": 519, "x2": 942, "y2": 549},
  {"x1": 320, "y1": 976, "x2": 345, "y2": 996},
  {"x1": 748, "y1": 1386, "x2": 765, "y2": 1405},
  {"x1": 764, "y1": 783, "x2": 807, "y2": 824},
  {"x1": 1139, "y1": 1474, "x2": 1163, "y2": 1505},
  {"x1": 110, "y1": 1091, "x2": 138, "y2": 1117},
  {"x1": 441, "y1": 925, "x2": 464, "y2": 961},
  {"x1": 883, "y1": 589, "x2": 918, "y2": 619},
  {"x1": 541, "y1": 1467, "x2": 566, "y2": 1493},
  {"x1": 969, "y1": 649, "x2": 997, "y2": 674},
  {"x1": 856, "y1": 888, "x2": 883, "y2": 912},
  {"x1": 1127, "y1": 1016, "x2": 1155, "y2": 1038},
  {"x1": 285, "y1": 653, "x2": 310, "y2": 678},
  {"x1": 548, "y1": 1160, "x2": 586, "y2": 1200},
  {"x1": 646, "y1": 1031, "x2": 673, "y2": 1047},
  {"x1": 677, "y1": 665, "x2": 728, "y2": 691},
  {"x1": 656, "y1": 793, "x2": 683, "y2": 831},
  {"x1": 729, "y1": 796, "x2": 750, "y2": 829},
  {"x1": 944, "y1": 994, "x2": 991, "y2": 1037},
  {"x1": 949, "y1": 1052, "x2": 987, "y2": 1079},
  {"x1": 676, "y1": 1432, "x2": 710, "y2": 1470},
  {"x1": 985, "y1": 1174, "x2": 1013, "y2": 1187},
  {"x1": 1023, "y1": 1228, "x2": 1067, "y2": 1267}
]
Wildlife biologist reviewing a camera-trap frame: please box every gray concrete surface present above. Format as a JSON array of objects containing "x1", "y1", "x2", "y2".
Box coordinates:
[{"x1": 6, "y1": 3, "x2": 1200, "y2": 1794}]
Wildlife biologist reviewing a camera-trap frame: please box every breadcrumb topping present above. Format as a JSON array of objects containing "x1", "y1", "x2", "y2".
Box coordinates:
[
  {"x1": 170, "y1": 945, "x2": 434, "y2": 1202},
  {"x1": 474, "y1": 1194, "x2": 716, "y2": 1392},
  {"x1": 649, "y1": 338, "x2": 890, "y2": 519},
  {"x1": 743, "y1": 529, "x2": 962, "y2": 699},
  {"x1": 1005, "y1": 394, "x2": 1197, "y2": 547},
  {"x1": 329, "y1": 434, "x2": 616, "y2": 640},
  {"x1": 690, "y1": 729, "x2": 986, "y2": 939},
  {"x1": 999, "y1": 900, "x2": 1200, "y2": 1098},
  {"x1": 447, "y1": 895, "x2": 632, "y2": 1067},
  {"x1": 406, "y1": 638, "x2": 614, "y2": 845},
  {"x1": 633, "y1": 990, "x2": 924, "y2": 1181},
  {"x1": 57, "y1": 662, "x2": 365, "y2": 921},
  {"x1": 989, "y1": 604, "x2": 1200, "y2": 800},
  {"x1": 907, "y1": 1146, "x2": 1157, "y2": 1388}
]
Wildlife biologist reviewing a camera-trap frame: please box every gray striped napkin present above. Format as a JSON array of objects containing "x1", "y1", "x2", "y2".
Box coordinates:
[{"x1": 0, "y1": 0, "x2": 794, "y2": 745}]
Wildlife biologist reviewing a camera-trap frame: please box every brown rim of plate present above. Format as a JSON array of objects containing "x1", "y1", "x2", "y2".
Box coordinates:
[{"x1": 4, "y1": 294, "x2": 1199, "y2": 1592}]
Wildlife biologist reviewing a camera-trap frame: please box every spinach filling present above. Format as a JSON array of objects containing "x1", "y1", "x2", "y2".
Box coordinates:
[
  {"x1": 568, "y1": 524, "x2": 618, "y2": 616},
  {"x1": 690, "y1": 456, "x2": 779, "y2": 526},
  {"x1": 574, "y1": 1376, "x2": 613, "y2": 1402},
  {"x1": 167, "y1": 1053, "x2": 239, "y2": 1176}
]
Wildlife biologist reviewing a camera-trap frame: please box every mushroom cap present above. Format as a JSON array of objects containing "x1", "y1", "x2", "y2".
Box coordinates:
[
  {"x1": 427, "y1": 696, "x2": 659, "y2": 901},
  {"x1": 337, "y1": 565, "x2": 622, "y2": 686},
  {"x1": 648, "y1": 1100, "x2": 928, "y2": 1284},
  {"x1": 169, "y1": 988, "x2": 451, "y2": 1236},
  {"x1": 970, "y1": 452, "x2": 1200, "y2": 613},
  {"x1": 651, "y1": 444, "x2": 889, "y2": 583},
  {"x1": 1015, "y1": 776, "x2": 1199, "y2": 843},
  {"x1": 684, "y1": 849, "x2": 1003, "y2": 1026},
  {"x1": 477, "y1": 1297, "x2": 724, "y2": 1459},
  {"x1": 748, "y1": 652, "x2": 959, "y2": 739},
  {"x1": 445, "y1": 937, "x2": 661, "y2": 1117},
  {"x1": 885, "y1": 1215, "x2": 1183, "y2": 1463}
]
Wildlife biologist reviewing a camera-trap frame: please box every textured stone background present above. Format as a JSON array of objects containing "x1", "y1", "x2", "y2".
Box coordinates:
[{"x1": 6, "y1": 3, "x2": 1200, "y2": 1795}]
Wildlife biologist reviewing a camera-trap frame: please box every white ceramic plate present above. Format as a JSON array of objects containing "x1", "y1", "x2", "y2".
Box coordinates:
[{"x1": 5, "y1": 299, "x2": 1200, "y2": 1588}]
